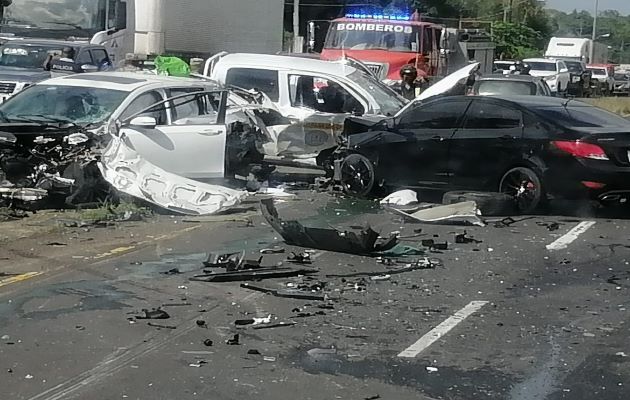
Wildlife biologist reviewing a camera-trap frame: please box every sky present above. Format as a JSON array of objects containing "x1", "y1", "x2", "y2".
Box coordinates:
[{"x1": 546, "y1": 0, "x2": 630, "y2": 15}]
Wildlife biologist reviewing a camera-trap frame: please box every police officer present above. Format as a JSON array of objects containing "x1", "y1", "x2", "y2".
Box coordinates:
[
  {"x1": 43, "y1": 46, "x2": 75, "y2": 71},
  {"x1": 398, "y1": 65, "x2": 417, "y2": 100},
  {"x1": 398, "y1": 65, "x2": 428, "y2": 100}
]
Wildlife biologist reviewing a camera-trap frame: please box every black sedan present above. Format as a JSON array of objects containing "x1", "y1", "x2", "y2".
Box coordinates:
[{"x1": 335, "y1": 95, "x2": 630, "y2": 213}]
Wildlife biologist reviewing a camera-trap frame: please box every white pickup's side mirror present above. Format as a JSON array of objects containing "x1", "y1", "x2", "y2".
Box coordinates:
[
  {"x1": 81, "y1": 64, "x2": 99, "y2": 72},
  {"x1": 560, "y1": 68, "x2": 569, "y2": 73},
  {"x1": 129, "y1": 116, "x2": 157, "y2": 129}
]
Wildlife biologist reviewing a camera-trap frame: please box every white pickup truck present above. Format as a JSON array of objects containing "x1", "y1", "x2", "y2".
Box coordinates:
[
  {"x1": 523, "y1": 58, "x2": 571, "y2": 96},
  {"x1": 205, "y1": 53, "x2": 406, "y2": 163}
]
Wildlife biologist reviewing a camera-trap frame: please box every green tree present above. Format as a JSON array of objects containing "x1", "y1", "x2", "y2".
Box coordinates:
[{"x1": 492, "y1": 21, "x2": 543, "y2": 59}]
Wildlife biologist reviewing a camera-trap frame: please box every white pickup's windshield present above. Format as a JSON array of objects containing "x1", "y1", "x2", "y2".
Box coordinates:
[
  {"x1": 0, "y1": 43, "x2": 63, "y2": 69},
  {"x1": 3, "y1": 0, "x2": 107, "y2": 33},
  {"x1": 589, "y1": 68, "x2": 607, "y2": 76},
  {"x1": 527, "y1": 62, "x2": 557, "y2": 72},
  {"x1": 347, "y1": 70, "x2": 406, "y2": 116},
  {"x1": 0, "y1": 84, "x2": 127, "y2": 125}
]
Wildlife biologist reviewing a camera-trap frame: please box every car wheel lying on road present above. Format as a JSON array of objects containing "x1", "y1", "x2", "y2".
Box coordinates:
[
  {"x1": 499, "y1": 167, "x2": 543, "y2": 214},
  {"x1": 442, "y1": 191, "x2": 515, "y2": 216},
  {"x1": 339, "y1": 153, "x2": 375, "y2": 198}
]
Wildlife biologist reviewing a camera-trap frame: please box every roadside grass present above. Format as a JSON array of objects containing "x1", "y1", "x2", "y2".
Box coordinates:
[
  {"x1": 583, "y1": 97, "x2": 630, "y2": 117},
  {"x1": 76, "y1": 201, "x2": 152, "y2": 223}
]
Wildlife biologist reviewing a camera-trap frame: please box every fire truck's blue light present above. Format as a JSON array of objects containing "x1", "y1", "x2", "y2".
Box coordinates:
[{"x1": 345, "y1": 11, "x2": 411, "y2": 21}]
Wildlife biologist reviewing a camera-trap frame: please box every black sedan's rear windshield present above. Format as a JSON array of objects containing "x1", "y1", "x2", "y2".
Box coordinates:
[
  {"x1": 533, "y1": 104, "x2": 630, "y2": 128},
  {"x1": 476, "y1": 80, "x2": 535, "y2": 96}
]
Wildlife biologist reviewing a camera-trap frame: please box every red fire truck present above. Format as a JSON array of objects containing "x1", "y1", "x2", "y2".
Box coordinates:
[{"x1": 319, "y1": 12, "x2": 443, "y2": 82}]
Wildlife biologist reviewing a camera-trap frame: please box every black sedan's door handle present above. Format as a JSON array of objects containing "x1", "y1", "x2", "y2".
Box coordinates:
[{"x1": 431, "y1": 135, "x2": 444, "y2": 142}]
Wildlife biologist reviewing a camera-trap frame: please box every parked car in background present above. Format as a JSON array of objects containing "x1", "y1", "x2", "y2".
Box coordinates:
[
  {"x1": 523, "y1": 58, "x2": 570, "y2": 96},
  {"x1": 563, "y1": 60, "x2": 592, "y2": 97},
  {"x1": 335, "y1": 95, "x2": 630, "y2": 213},
  {"x1": 587, "y1": 64, "x2": 615, "y2": 96},
  {"x1": 613, "y1": 72, "x2": 630, "y2": 96},
  {"x1": 472, "y1": 75, "x2": 551, "y2": 97},
  {"x1": 206, "y1": 53, "x2": 407, "y2": 162},
  {"x1": 493, "y1": 60, "x2": 518, "y2": 74},
  {"x1": 0, "y1": 40, "x2": 112, "y2": 102}
]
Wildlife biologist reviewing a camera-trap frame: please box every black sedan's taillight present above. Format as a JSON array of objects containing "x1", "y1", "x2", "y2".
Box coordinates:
[{"x1": 551, "y1": 140, "x2": 609, "y2": 161}]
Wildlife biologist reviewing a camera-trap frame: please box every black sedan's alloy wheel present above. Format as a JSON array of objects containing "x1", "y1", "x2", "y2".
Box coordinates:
[
  {"x1": 499, "y1": 167, "x2": 543, "y2": 214},
  {"x1": 340, "y1": 153, "x2": 375, "y2": 197}
]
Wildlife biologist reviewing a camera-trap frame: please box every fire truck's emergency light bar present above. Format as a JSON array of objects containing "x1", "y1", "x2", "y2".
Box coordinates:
[{"x1": 344, "y1": 13, "x2": 411, "y2": 21}]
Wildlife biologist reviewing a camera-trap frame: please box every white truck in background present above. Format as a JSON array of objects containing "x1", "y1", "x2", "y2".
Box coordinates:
[
  {"x1": 544, "y1": 37, "x2": 608, "y2": 64},
  {"x1": 0, "y1": 0, "x2": 285, "y2": 65}
]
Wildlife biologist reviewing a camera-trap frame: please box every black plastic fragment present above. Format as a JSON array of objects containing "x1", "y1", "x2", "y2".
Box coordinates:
[
  {"x1": 136, "y1": 308, "x2": 170, "y2": 320},
  {"x1": 260, "y1": 199, "x2": 398, "y2": 255}
]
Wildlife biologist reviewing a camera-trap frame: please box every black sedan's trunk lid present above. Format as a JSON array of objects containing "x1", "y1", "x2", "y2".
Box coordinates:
[{"x1": 573, "y1": 127, "x2": 630, "y2": 166}]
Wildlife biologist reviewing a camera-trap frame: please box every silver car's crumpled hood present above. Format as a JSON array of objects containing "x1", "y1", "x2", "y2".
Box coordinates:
[{"x1": 98, "y1": 136, "x2": 247, "y2": 216}]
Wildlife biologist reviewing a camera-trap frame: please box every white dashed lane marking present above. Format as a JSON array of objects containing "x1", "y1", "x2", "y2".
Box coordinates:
[
  {"x1": 546, "y1": 221, "x2": 596, "y2": 251},
  {"x1": 398, "y1": 300, "x2": 489, "y2": 358}
]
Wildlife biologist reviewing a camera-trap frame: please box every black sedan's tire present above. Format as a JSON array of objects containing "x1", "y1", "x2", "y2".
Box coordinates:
[
  {"x1": 499, "y1": 167, "x2": 543, "y2": 214},
  {"x1": 442, "y1": 191, "x2": 516, "y2": 216},
  {"x1": 339, "y1": 153, "x2": 375, "y2": 197}
]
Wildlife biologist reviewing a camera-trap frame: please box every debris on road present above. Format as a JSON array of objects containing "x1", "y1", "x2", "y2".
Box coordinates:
[
  {"x1": 191, "y1": 265, "x2": 317, "y2": 282},
  {"x1": 203, "y1": 339, "x2": 213, "y2": 347},
  {"x1": 135, "y1": 308, "x2": 170, "y2": 320},
  {"x1": 252, "y1": 321, "x2": 296, "y2": 330},
  {"x1": 147, "y1": 322, "x2": 177, "y2": 329},
  {"x1": 226, "y1": 334, "x2": 240, "y2": 345},
  {"x1": 442, "y1": 191, "x2": 515, "y2": 216},
  {"x1": 380, "y1": 189, "x2": 418, "y2": 206},
  {"x1": 388, "y1": 201, "x2": 485, "y2": 226},
  {"x1": 537, "y1": 221, "x2": 561, "y2": 231},
  {"x1": 260, "y1": 247, "x2": 285, "y2": 254},
  {"x1": 455, "y1": 231, "x2": 482, "y2": 244},
  {"x1": 196, "y1": 320, "x2": 207, "y2": 328},
  {"x1": 235, "y1": 315, "x2": 272, "y2": 326},
  {"x1": 203, "y1": 251, "x2": 262, "y2": 271},
  {"x1": 261, "y1": 199, "x2": 398, "y2": 255},
  {"x1": 326, "y1": 257, "x2": 436, "y2": 278},
  {"x1": 287, "y1": 252, "x2": 312, "y2": 264},
  {"x1": 240, "y1": 283, "x2": 328, "y2": 301}
]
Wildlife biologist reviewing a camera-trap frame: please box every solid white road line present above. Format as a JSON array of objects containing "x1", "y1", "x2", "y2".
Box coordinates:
[
  {"x1": 398, "y1": 300, "x2": 489, "y2": 358},
  {"x1": 545, "y1": 221, "x2": 596, "y2": 251}
]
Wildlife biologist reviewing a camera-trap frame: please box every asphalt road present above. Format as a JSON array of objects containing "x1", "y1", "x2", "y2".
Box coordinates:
[{"x1": 1, "y1": 191, "x2": 630, "y2": 400}]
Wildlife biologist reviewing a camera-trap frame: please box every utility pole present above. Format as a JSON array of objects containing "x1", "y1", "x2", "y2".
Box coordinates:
[
  {"x1": 621, "y1": 39, "x2": 625, "y2": 64},
  {"x1": 293, "y1": 0, "x2": 301, "y2": 53},
  {"x1": 591, "y1": 0, "x2": 598, "y2": 41},
  {"x1": 590, "y1": 0, "x2": 599, "y2": 63}
]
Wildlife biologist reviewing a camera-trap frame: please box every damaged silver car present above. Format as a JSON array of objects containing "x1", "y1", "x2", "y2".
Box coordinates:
[{"x1": 0, "y1": 72, "x2": 287, "y2": 214}]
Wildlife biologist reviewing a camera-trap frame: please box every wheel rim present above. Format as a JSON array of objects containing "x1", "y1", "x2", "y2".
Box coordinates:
[
  {"x1": 500, "y1": 169, "x2": 540, "y2": 213},
  {"x1": 340, "y1": 154, "x2": 373, "y2": 196}
]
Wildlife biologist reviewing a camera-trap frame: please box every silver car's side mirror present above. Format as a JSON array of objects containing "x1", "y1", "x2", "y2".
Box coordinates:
[{"x1": 129, "y1": 116, "x2": 157, "y2": 129}]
